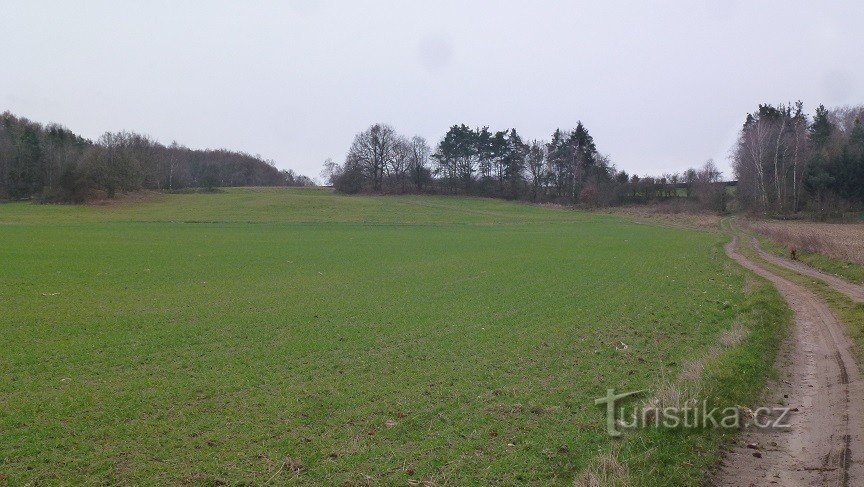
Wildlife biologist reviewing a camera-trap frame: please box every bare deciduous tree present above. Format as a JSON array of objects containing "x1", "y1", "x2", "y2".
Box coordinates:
[
  {"x1": 408, "y1": 136, "x2": 430, "y2": 191},
  {"x1": 346, "y1": 123, "x2": 399, "y2": 192}
]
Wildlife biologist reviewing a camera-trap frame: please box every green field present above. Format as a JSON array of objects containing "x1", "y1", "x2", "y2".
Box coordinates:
[{"x1": 0, "y1": 188, "x2": 787, "y2": 485}]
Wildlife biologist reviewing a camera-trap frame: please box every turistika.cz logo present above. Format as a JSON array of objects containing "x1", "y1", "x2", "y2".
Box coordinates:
[{"x1": 594, "y1": 389, "x2": 792, "y2": 437}]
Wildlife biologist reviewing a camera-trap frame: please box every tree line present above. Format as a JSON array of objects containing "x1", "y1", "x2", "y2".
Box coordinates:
[
  {"x1": 324, "y1": 122, "x2": 727, "y2": 210},
  {"x1": 15, "y1": 104, "x2": 858, "y2": 215},
  {"x1": 732, "y1": 103, "x2": 864, "y2": 215},
  {"x1": 0, "y1": 112, "x2": 313, "y2": 202}
]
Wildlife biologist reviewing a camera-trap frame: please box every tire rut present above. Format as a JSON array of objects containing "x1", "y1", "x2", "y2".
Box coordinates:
[{"x1": 711, "y1": 236, "x2": 864, "y2": 486}]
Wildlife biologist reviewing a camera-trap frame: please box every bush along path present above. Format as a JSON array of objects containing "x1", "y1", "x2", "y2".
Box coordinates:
[{"x1": 712, "y1": 235, "x2": 864, "y2": 486}]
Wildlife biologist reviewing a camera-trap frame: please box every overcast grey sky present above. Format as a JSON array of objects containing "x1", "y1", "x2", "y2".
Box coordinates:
[{"x1": 2, "y1": 1, "x2": 862, "y2": 179}]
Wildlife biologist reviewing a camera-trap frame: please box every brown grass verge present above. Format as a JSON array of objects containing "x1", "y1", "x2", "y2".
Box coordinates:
[
  {"x1": 605, "y1": 205, "x2": 720, "y2": 230},
  {"x1": 86, "y1": 190, "x2": 163, "y2": 207},
  {"x1": 743, "y1": 220, "x2": 864, "y2": 265},
  {"x1": 573, "y1": 449, "x2": 632, "y2": 487}
]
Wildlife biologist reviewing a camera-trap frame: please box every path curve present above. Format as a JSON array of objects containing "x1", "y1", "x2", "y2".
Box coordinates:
[
  {"x1": 751, "y1": 236, "x2": 864, "y2": 303},
  {"x1": 712, "y1": 236, "x2": 864, "y2": 486}
]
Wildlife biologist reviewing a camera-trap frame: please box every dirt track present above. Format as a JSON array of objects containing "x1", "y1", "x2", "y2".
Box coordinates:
[
  {"x1": 712, "y1": 236, "x2": 864, "y2": 486},
  {"x1": 750, "y1": 237, "x2": 864, "y2": 303}
]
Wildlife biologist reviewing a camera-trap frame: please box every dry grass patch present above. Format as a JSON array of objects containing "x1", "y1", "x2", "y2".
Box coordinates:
[
  {"x1": 744, "y1": 220, "x2": 864, "y2": 265},
  {"x1": 719, "y1": 322, "x2": 749, "y2": 348},
  {"x1": 86, "y1": 190, "x2": 164, "y2": 207},
  {"x1": 642, "y1": 378, "x2": 703, "y2": 417},
  {"x1": 642, "y1": 321, "x2": 749, "y2": 413},
  {"x1": 573, "y1": 449, "x2": 632, "y2": 487},
  {"x1": 606, "y1": 205, "x2": 720, "y2": 230}
]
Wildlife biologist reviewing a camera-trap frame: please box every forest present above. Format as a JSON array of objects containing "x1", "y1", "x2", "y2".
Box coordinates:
[
  {"x1": 732, "y1": 103, "x2": 864, "y2": 216},
  {"x1": 0, "y1": 112, "x2": 313, "y2": 203},
  {"x1": 324, "y1": 122, "x2": 727, "y2": 211},
  {"x1": 326, "y1": 103, "x2": 864, "y2": 217}
]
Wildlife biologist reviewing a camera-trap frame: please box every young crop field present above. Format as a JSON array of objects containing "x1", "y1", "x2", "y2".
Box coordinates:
[{"x1": 0, "y1": 188, "x2": 786, "y2": 485}]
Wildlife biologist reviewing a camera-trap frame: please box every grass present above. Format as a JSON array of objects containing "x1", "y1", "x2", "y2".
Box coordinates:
[
  {"x1": 617, "y1": 271, "x2": 789, "y2": 486},
  {"x1": 0, "y1": 188, "x2": 789, "y2": 485}
]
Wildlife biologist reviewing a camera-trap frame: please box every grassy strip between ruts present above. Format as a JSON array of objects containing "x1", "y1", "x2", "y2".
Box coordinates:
[
  {"x1": 752, "y1": 233, "x2": 864, "y2": 285},
  {"x1": 741, "y1": 235, "x2": 864, "y2": 367},
  {"x1": 576, "y1": 238, "x2": 791, "y2": 486}
]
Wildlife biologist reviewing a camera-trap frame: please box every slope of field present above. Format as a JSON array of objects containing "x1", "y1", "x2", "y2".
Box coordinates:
[
  {"x1": 0, "y1": 188, "x2": 784, "y2": 485},
  {"x1": 0, "y1": 187, "x2": 603, "y2": 225}
]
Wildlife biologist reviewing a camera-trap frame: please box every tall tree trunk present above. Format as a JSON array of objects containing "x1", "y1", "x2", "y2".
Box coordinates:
[{"x1": 772, "y1": 118, "x2": 786, "y2": 209}]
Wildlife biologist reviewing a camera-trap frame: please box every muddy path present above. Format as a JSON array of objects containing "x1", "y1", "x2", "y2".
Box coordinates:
[
  {"x1": 750, "y1": 236, "x2": 864, "y2": 303},
  {"x1": 712, "y1": 236, "x2": 864, "y2": 486}
]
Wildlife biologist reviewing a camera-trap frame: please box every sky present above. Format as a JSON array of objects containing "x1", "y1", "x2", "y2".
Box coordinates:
[{"x1": 2, "y1": 1, "x2": 862, "y2": 180}]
